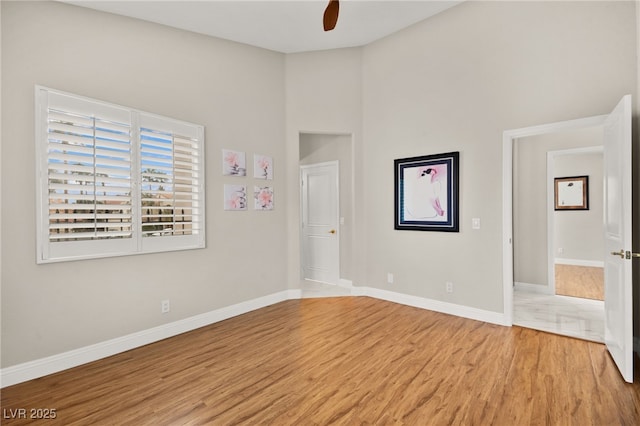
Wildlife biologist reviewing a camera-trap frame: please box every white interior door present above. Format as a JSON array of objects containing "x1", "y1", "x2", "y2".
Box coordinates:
[
  {"x1": 301, "y1": 162, "x2": 340, "y2": 284},
  {"x1": 603, "y1": 94, "x2": 633, "y2": 383}
]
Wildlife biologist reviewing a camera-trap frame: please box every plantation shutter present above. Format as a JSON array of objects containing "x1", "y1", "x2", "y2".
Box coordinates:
[
  {"x1": 138, "y1": 113, "x2": 204, "y2": 251},
  {"x1": 46, "y1": 96, "x2": 132, "y2": 241},
  {"x1": 36, "y1": 87, "x2": 205, "y2": 263}
]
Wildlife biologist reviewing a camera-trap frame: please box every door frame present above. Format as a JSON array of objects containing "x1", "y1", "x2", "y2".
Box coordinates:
[
  {"x1": 502, "y1": 115, "x2": 607, "y2": 325},
  {"x1": 299, "y1": 160, "x2": 340, "y2": 284}
]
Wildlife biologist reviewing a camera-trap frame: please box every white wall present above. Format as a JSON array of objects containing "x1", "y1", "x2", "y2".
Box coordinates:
[
  {"x1": 1, "y1": 1, "x2": 287, "y2": 367},
  {"x1": 554, "y1": 152, "x2": 604, "y2": 264},
  {"x1": 361, "y1": 1, "x2": 637, "y2": 312}
]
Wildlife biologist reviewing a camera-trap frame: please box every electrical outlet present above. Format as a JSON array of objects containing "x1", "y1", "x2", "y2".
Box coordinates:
[
  {"x1": 161, "y1": 300, "x2": 170, "y2": 314},
  {"x1": 446, "y1": 282, "x2": 453, "y2": 293},
  {"x1": 558, "y1": 247, "x2": 564, "y2": 254},
  {"x1": 387, "y1": 273, "x2": 394, "y2": 284}
]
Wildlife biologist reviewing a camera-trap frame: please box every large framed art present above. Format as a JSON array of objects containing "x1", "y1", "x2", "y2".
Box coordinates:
[{"x1": 394, "y1": 151, "x2": 459, "y2": 232}]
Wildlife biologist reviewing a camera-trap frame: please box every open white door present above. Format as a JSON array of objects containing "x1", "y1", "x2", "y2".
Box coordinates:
[
  {"x1": 301, "y1": 162, "x2": 340, "y2": 284},
  {"x1": 603, "y1": 94, "x2": 633, "y2": 383}
]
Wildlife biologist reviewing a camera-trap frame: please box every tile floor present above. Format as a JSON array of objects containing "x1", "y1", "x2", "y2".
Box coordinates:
[{"x1": 513, "y1": 290, "x2": 604, "y2": 343}]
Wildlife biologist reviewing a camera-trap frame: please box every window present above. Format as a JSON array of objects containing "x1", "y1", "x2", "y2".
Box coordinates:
[{"x1": 35, "y1": 87, "x2": 205, "y2": 263}]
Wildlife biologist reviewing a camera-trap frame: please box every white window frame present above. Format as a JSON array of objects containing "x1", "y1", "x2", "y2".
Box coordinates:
[{"x1": 35, "y1": 86, "x2": 206, "y2": 263}]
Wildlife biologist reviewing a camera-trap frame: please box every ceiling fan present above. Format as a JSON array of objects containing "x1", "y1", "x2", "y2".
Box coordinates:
[{"x1": 323, "y1": 0, "x2": 340, "y2": 31}]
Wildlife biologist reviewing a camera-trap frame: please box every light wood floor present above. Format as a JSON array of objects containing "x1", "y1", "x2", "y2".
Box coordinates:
[
  {"x1": 2, "y1": 297, "x2": 639, "y2": 425},
  {"x1": 555, "y1": 264, "x2": 604, "y2": 300}
]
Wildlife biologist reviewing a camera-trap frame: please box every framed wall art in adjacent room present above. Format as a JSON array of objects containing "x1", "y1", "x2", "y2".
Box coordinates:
[{"x1": 554, "y1": 175, "x2": 589, "y2": 210}]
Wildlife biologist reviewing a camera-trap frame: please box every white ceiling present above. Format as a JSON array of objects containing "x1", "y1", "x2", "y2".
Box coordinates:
[{"x1": 63, "y1": 0, "x2": 462, "y2": 53}]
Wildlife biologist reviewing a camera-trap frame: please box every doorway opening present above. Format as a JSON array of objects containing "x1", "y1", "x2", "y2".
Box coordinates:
[
  {"x1": 300, "y1": 161, "x2": 340, "y2": 284},
  {"x1": 505, "y1": 96, "x2": 634, "y2": 382},
  {"x1": 511, "y1": 129, "x2": 605, "y2": 343},
  {"x1": 299, "y1": 132, "x2": 354, "y2": 293},
  {"x1": 502, "y1": 115, "x2": 607, "y2": 326},
  {"x1": 549, "y1": 147, "x2": 604, "y2": 302}
]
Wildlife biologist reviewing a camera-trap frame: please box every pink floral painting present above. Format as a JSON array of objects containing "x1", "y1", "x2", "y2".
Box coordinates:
[
  {"x1": 394, "y1": 151, "x2": 459, "y2": 232},
  {"x1": 253, "y1": 154, "x2": 273, "y2": 180},
  {"x1": 254, "y1": 186, "x2": 274, "y2": 210},
  {"x1": 404, "y1": 164, "x2": 448, "y2": 220},
  {"x1": 224, "y1": 184, "x2": 247, "y2": 211},
  {"x1": 412, "y1": 164, "x2": 448, "y2": 217},
  {"x1": 222, "y1": 149, "x2": 246, "y2": 176}
]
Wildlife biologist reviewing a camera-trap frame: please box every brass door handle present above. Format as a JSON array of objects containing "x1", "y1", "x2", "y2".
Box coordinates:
[
  {"x1": 329, "y1": 229, "x2": 336, "y2": 234},
  {"x1": 611, "y1": 249, "x2": 625, "y2": 258},
  {"x1": 610, "y1": 249, "x2": 640, "y2": 259}
]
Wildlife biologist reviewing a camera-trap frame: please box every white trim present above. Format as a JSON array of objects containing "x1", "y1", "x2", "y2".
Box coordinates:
[
  {"x1": 547, "y1": 146, "x2": 605, "y2": 157},
  {"x1": 338, "y1": 278, "x2": 353, "y2": 288},
  {"x1": 502, "y1": 131, "x2": 514, "y2": 325},
  {"x1": 0, "y1": 290, "x2": 299, "y2": 388},
  {"x1": 555, "y1": 258, "x2": 604, "y2": 268},
  {"x1": 351, "y1": 286, "x2": 367, "y2": 297},
  {"x1": 546, "y1": 151, "x2": 556, "y2": 295},
  {"x1": 514, "y1": 281, "x2": 554, "y2": 295},
  {"x1": 503, "y1": 114, "x2": 607, "y2": 326},
  {"x1": 357, "y1": 287, "x2": 507, "y2": 326},
  {"x1": 503, "y1": 116, "x2": 607, "y2": 140}
]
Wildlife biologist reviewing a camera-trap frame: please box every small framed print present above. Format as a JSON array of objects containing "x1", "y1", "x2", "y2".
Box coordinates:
[
  {"x1": 254, "y1": 186, "x2": 274, "y2": 210},
  {"x1": 554, "y1": 175, "x2": 589, "y2": 210},
  {"x1": 254, "y1": 155, "x2": 273, "y2": 180},
  {"x1": 394, "y1": 151, "x2": 459, "y2": 232},
  {"x1": 224, "y1": 184, "x2": 247, "y2": 211},
  {"x1": 222, "y1": 149, "x2": 246, "y2": 176}
]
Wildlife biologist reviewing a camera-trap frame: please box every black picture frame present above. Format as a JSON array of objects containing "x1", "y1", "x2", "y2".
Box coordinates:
[{"x1": 394, "y1": 151, "x2": 459, "y2": 232}]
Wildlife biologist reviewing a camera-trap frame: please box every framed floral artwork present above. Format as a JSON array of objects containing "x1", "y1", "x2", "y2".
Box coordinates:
[
  {"x1": 394, "y1": 151, "x2": 459, "y2": 232},
  {"x1": 254, "y1": 154, "x2": 273, "y2": 180},
  {"x1": 254, "y1": 186, "x2": 274, "y2": 210},
  {"x1": 224, "y1": 184, "x2": 247, "y2": 211},
  {"x1": 222, "y1": 149, "x2": 246, "y2": 176}
]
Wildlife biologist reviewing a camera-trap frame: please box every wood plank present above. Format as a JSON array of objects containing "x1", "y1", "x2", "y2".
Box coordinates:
[
  {"x1": 555, "y1": 264, "x2": 604, "y2": 300},
  {"x1": 2, "y1": 297, "x2": 639, "y2": 424}
]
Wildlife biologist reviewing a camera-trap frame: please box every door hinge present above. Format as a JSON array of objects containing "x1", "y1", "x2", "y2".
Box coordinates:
[{"x1": 625, "y1": 250, "x2": 640, "y2": 259}]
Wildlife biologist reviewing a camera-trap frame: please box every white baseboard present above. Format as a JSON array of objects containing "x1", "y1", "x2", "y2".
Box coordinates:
[
  {"x1": 514, "y1": 281, "x2": 554, "y2": 295},
  {"x1": 350, "y1": 285, "x2": 367, "y2": 296},
  {"x1": 555, "y1": 258, "x2": 604, "y2": 268},
  {"x1": 0, "y1": 286, "x2": 511, "y2": 388},
  {"x1": 338, "y1": 279, "x2": 353, "y2": 288},
  {"x1": 1, "y1": 289, "x2": 299, "y2": 388},
  {"x1": 356, "y1": 286, "x2": 508, "y2": 326}
]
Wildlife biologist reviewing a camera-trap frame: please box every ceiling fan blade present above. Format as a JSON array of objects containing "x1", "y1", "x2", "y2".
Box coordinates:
[{"x1": 323, "y1": 0, "x2": 339, "y2": 31}]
